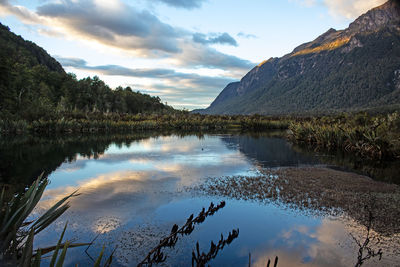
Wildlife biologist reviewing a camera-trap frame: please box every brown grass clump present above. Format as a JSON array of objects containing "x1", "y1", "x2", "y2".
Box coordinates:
[{"x1": 194, "y1": 167, "x2": 400, "y2": 236}]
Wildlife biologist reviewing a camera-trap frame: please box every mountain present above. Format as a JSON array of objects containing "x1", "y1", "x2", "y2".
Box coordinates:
[
  {"x1": 0, "y1": 24, "x2": 65, "y2": 73},
  {"x1": 0, "y1": 23, "x2": 173, "y2": 119},
  {"x1": 199, "y1": 0, "x2": 400, "y2": 115}
]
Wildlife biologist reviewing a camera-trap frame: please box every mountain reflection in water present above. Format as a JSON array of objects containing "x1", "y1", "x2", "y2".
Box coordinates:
[{"x1": 0, "y1": 132, "x2": 399, "y2": 266}]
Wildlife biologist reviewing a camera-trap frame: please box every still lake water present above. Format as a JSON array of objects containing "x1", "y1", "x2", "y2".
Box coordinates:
[{"x1": 1, "y1": 132, "x2": 399, "y2": 266}]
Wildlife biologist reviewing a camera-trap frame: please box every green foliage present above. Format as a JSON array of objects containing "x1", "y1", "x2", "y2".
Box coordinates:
[
  {"x1": 0, "y1": 23, "x2": 174, "y2": 121},
  {"x1": 0, "y1": 175, "x2": 113, "y2": 266},
  {"x1": 0, "y1": 174, "x2": 83, "y2": 266}
]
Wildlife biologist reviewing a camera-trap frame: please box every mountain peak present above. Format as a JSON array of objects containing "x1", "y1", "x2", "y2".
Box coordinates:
[
  {"x1": 201, "y1": 0, "x2": 400, "y2": 115},
  {"x1": 347, "y1": 0, "x2": 400, "y2": 34},
  {"x1": 288, "y1": 0, "x2": 399, "y2": 58},
  {"x1": 377, "y1": 0, "x2": 400, "y2": 10}
]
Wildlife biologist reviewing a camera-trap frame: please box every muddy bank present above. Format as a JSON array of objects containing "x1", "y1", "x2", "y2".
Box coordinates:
[{"x1": 192, "y1": 167, "x2": 400, "y2": 236}]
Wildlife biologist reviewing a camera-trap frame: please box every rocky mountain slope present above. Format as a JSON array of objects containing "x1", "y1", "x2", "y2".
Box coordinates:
[{"x1": 199, "y1": 0, "x2": 400, "y2": 115}]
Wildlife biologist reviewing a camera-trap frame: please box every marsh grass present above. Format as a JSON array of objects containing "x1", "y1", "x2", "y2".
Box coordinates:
[
  {"x1": 3, "y1": 111, "x2": 399, "y2": 162},
  {"x1": 288, "y1": 112, "x2": 400, "y2": 160},
  {"x1": 0, "y1": 113, "x2": 290, "y2": 134}
]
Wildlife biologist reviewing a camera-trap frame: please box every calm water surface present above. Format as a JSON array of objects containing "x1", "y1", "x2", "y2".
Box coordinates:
[{"x1": 1, "y1": 132, "x2": 399, "y2": 266}]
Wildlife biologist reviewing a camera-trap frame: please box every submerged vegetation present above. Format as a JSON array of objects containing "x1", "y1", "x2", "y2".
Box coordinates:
[{"x1": 193, "y1": 167, "x2": 400, "y2": 236}]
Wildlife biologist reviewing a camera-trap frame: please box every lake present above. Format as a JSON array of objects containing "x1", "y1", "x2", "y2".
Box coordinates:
[{"x1": 1, "y1": 131, "x2": 399, "y2": 266}]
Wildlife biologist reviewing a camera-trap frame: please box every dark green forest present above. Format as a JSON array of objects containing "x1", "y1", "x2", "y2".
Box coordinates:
[{"x1": 0, "y1": 23, "x2": 173, "y2": 121}]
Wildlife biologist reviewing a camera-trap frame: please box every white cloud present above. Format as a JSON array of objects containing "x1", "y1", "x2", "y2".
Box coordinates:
[
  {"x1": 291, "y1": 0, "x2": 387, "y2": 19},
  {"x1": 0, "y1": 0, "x2": 253, "y2": 72},
  {"x1": 323, "y1": 0, "x2": 387, "y2": 19}
]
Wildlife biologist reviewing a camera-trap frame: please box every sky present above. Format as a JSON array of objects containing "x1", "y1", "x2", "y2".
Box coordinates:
[{"x1": 0, "y1": 0, "x2": 387, "y2": 110}]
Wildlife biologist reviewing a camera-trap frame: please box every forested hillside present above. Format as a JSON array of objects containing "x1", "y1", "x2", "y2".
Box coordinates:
[
  {"x1": 0, "y1": 23, "x2": 173, "y2": 120},
  {"x1": 199, "y1": 0, "x2": 400, "y2": 115}
]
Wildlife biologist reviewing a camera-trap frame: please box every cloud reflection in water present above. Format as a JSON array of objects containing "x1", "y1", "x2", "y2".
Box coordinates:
[
  {"x1": 36, "y1": 135, "x2": 254, "y2": 229},
  {"x1": 31, "y1": 134, "x2": 400, "y2": 266}
]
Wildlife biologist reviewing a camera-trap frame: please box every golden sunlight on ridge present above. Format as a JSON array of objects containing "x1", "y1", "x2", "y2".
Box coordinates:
[{"x1": 291, "y1": 37, "x2": 351, "y2": 57}]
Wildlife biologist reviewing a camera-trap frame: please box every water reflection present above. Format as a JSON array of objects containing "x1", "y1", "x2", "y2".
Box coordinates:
[
  {"x1": 221, "y1": 133, "x2": 400, "y2": 183},
  {"x1": 251, "y1": 216, "x2": 399, "y2": 267},
  {"x1": 1, "y1": 131, "x2": 399, "y2": 189},
  {"x1": 220, "y1": 135, "x2": 319, "y2": 167},
  {"x1": 0, "y1": 133, "x2": 161, "y2": 187},
  {"x1": 196, "y1": 167, "x2": 400, "y2": 236},
  {"x1": 1, "y1": 132, "x2": 399, "y2": 266},
  {"x1": 290, "y1": 143, "x2": 400, "y2": 184}
]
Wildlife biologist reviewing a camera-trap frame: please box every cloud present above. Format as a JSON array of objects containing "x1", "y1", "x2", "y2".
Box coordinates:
[
  {"x1": 2, "y1": 0, "x2": 182, "y2": 54},
  {"x1": 292, "y1": 0, "x2": 388, "y2": 19},
  {"x1": 152, "y1": 0, "x2": 207, "y2": 9},
  {"x1": 193, "y1": 32, "x2": 238, "y2": 46},
  {"x1": 237, "y1": 32, "x2": 258, "y2": 39},
  {"x1": 36, "y1": 0, "x2": 183, "y2": 54},
  {"x1": 57, "y1": 56, "x2": 236, "y2": 109},
  {"x1": 0, "y1": 0, "x2": 42, "y2": 24},
  {"x1": 175, "y1": 42, "x2": 253, "y2": 70},
  {"x1": 57, "y1": 57, "x2": 87, "y2": 68},
  {"x1": 1, "y1": 0, "x2": 253, "y2": 71},
  {"x1": 1, "y1": 0, "x2": 253, "y2": 109},
  {"x1": 57, "y1": 56, "x2": 234, "y2": 84},
  {"x1": 323, "y1": 0, "x2": 387, "y2": 19},
  {"x1": 289, "y1": 0, "x2": 317, "y2": 8},
  {"x1": 37, "y1": 27, "x2": 64, "y2": 37}
]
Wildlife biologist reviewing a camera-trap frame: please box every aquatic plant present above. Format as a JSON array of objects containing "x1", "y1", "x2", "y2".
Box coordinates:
[
  {"x1": 351, "y1": 205, "x2": 383, "y2": 267},
  {"x1": 138, "y1": 201, "x2": 226, "y2": 266},
  {"x1": 191, "y1": 229, "x2": 239, "y2": 267}
]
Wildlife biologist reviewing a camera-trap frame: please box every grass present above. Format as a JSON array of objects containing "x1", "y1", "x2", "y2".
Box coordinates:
[
  {"x1": 0, "y1": 113, "x2": 290, "y2": 134},
  {"x1": 2, "y1": 111, "x2": 400, "y2": 162},
  {"x1": 288, "y1": 112, "x2": 400, "y2": 160}
]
